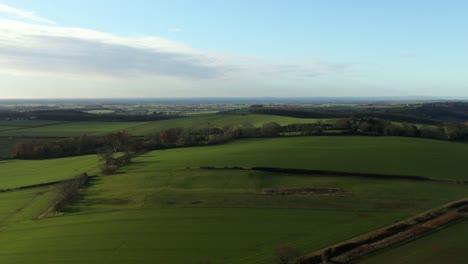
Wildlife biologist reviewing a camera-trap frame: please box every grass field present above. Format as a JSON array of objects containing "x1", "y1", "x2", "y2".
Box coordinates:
[
  {"x1": 0, "y1": 208, "x2": 404, "y2": 264},
  {"x1": 0, "y1": 114, "x2": 333, "y2": 138},
  {"x1": 75, "y1": 167, "x2": 468, "y2": 215},
  {"x1": 0, "y1": 135, "x2": 466, "y2": 263},
  {"x1": 126, "y1": 114, "x2": 335, "y2": 135},
  {"x1": 0, "y1": 186, "x2": 58, "y2": 226},
  {"x1": 358, "y1": 219, "x2": 468, "y2": 264},
  {"x1": 0, "y1": 121, "x2": 147, "y2": 137},
  {"x1": 133, "y1": 136, "x2": 468, "y2": 180},
  {"x1": 0, "y1": 155, "x2": 100, "y2": 190},
  {"x1": 0, "y1": 120, "x2": 65, "y2": 127}
]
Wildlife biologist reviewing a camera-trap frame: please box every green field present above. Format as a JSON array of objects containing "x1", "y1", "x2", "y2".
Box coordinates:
[
  {"x1": 126, "y1": 114, "x2": 335, "y2": 135},
  {"x1": 0, "y1": 114, "x2": 332, "y2": 138},
  {"x1": 0, "y1": 136, "x2": 466, "y2": 263},
  {"x1": 0, "y1": 208, "x2": 403, "y2": 264},
  {"x1": 133, "y1": 136, "x2": 468, "y2": 180},
  {"x1": 0, "y1": 120, "x2": 65, "y2": 127},
  {"x1": 0, "y1": 186, "x2": 58, "y2": 225},
  {"x1": 0, "y1": 121, "x2": 147, "y2": 137},
  {"x1": 359, "y1": 219, "x2": 468, "y2": 264},
  {"x1": 0, "y1": 155, "x2": 100, "y2": 190}
]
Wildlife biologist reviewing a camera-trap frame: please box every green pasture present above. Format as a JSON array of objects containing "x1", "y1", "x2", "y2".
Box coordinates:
[
  {"x1": 0, "y1": 135, "x2": 466, "y2": 263},
  {"x1": 0, "y1": 114, "x2": 334, "y2": 138},
  {"x1": 0, "y1": 208, "x2": 403, "y2": 264},
  {"x1": 127, "y1": 114, "x2": 334, "y2": 135},
  {"x1": 75, "y1": 169, "x2": 468, "y2": 215},
  {"x1": 133, "y1": 136, "x2": 468, "y2": 180},
  {"x1": 0, "y1": 120, "x2": 65, "y2": 127},
  {"x1": 0, "y1": 121, "x2": 147, "y2": 137},
  {"x1": 0, "y1": 186, "x2": 58, "y2": 225},
  {"x1": 0, "y1": 155, "x2": 100, "y2": 190},
  {"x1": 359, "y1": 219, "x2": 468, "y2": 264},
  {"x1": 0, "y1": 126, "x2": 22, "y2": 131}
]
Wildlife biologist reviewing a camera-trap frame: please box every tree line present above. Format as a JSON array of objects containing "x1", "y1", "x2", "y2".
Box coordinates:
[
  {"x1": 12, "y1": 118, "x2": 468, "y2": 161},
  {"x1": 12, "y1": 131, "x2": 135, "y2": 159},
  {"x1": 335, "y1": 117, "x2": 468, "y2": 141},
  {"x1": 0, "y1": 110, "x2": 179, "y2": 122}
]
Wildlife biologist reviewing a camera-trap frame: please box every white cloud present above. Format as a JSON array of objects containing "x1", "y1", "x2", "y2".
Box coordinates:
[
  {"x1": 0, "y1": 9, "x2": 347, "y2": 80},
  {"x1": 0, "y1": 4, "x2": 55, "y2": 24}
]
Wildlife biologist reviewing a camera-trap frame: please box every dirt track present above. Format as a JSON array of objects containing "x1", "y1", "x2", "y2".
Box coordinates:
[{"x1": 293, "y1": 199, "x2": 468, "y2": 264}]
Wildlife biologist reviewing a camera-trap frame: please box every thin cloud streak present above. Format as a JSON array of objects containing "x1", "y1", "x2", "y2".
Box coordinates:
[
  {"x1": 0, "y1": 4, "x2": 55, "y2": 24},
  {"x1": 0, "y1": 13, "x2": 347, "y2": 80}
]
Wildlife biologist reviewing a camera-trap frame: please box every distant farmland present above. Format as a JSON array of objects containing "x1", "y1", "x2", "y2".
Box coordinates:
[{"x1": 0, "y1": 114, "x2": 334, "y2": 138}]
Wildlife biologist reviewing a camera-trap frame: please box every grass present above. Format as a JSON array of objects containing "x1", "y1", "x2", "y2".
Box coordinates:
[
  {"x1": 133, "y1": 136, "x2": 468, "y2": 180},
  {"x1": 0, "y1": 207, "x2": 405, "y2": 264},
  {"x1": 0, "y1": 186, "x2": 58, "y2": 225},
  {"x1": 127, "y1": 114, "x2": 334, "y2": 135},
  {"x1": 0, "y1": 126, "x2": 22, "y2": 131},
  {"x1": 0, "y1": 120, "x2": 65, "y2": 127},
  {"x1": 75, "y1": 169, "x2": 468, "y2": 214},
  {"x1": 358, "y1": 219, "x2": 468, "y2": 264},
  {"x1": 0, "y1": 122, "x2": 147, "y2": 137},
  {"x1": 0, "y1": 135, "x2": 466, "y2": 263},
  {"x1": 0, "y1": 155, "x2": 100, "y2": 190},
  {"x1": 0, "y1": 164, "x2": 464, "y2": 264},
  {"x1": 0, "y1": 114, "x2": 334, "y2": 138}
]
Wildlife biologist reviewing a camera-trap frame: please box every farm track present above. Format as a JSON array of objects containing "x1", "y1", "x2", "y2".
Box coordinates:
[{"x1": 294, "y1": 198, "x2": 468, "y2": 264}]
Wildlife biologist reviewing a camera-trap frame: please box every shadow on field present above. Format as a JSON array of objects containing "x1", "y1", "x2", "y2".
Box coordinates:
[
  {"x1": 81, "y1": 177, "x2": 130, "y2": 207},
  {"x1": 63, "y1": 176, "x2": 128, "y2": 212},
  {"x1": 129, "y1": 161, "x2": 162, "y2": 167},
  {"x1": 84, "y1": 197, "x2": 130, "y2": 206}
]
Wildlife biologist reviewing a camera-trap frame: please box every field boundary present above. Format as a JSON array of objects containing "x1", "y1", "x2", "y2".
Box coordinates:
[
  {"x1": 294, "y1": 198, "x2": 468, "y2": 264},
  {"x1": 196, "y1": 166, "x2": 468, "y2": 184},
  {"x1": 0, "y1": 175, "x2": 97, "y2": 193}
]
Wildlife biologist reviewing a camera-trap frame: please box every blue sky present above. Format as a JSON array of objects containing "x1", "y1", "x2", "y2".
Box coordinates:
[{"x1": 0, "y1": 0, "x2": 467, "y2": 98}]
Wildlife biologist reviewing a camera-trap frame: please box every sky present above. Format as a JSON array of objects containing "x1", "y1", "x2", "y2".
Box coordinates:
[{"x1": 0, "y1": 0, "x2": 467, "y2": 99}]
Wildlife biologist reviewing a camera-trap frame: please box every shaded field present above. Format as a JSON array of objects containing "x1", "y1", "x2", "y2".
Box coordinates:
[
  {"x1": 0, "y1": 126, "x2": 22, "y2": 131},
  {"x1": 296, "y1": 199, "x2": 467, "y2": 264},
  {"x1": 358, "y1": 219, "x2": 468, "y2": 264},
  {"x1": 0, "y1": 120, "x2": 65, "y2": 127},
  {"x1": 132, "y1": 136, "x2": 468, "y2": 180},
  {"x1": 0, "y1": 155, "x2": 100, "y2": 190}
]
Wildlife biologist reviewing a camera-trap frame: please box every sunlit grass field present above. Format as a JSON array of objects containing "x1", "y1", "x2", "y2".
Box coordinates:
[
  {"x1": 0, "y1": 155, "x2": 100, "y2": 190},
  {"x1": 0, "y1": 114, "x2": 333, "y2": 138},
  {"x1": 0, "y1": 136, "x2": 466, "y2": 263},
  {"x1": 134, "y1": 136, "x2": 468, "y2": 180}
]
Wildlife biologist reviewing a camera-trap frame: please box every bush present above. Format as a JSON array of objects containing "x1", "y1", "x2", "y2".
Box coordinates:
[
  {"x1": 54, "y1": 173, "x2": 89, "y2": 212},
  {"x1": 274, "y1": 245, "x2": 302, "y2": 264}
]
